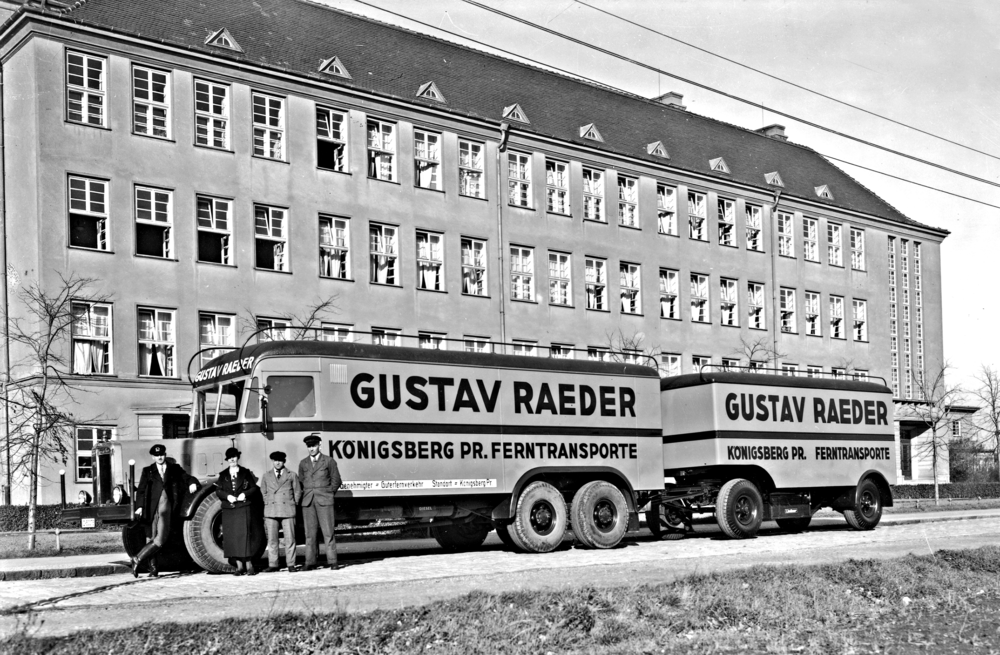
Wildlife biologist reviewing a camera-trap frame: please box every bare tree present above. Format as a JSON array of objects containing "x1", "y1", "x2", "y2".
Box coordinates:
[
  {"x1": 2, "y1": 274, "x2": 109, "y2": 549},
  {"x1": 238, "y1": 295, "x2": 340, "y2": 343},
  {"x1": 603, "y1": 327, "x2": 659, "y2": 369},
  {"x1": 729, "y1": 335, "x2": 787, "y2": 370},
  {"x1": 969, "y1": 365, "x2": 1000, "y2": 477},
  {"x1": 902, "y1": 364, "x2": 966, "y2": 505}
]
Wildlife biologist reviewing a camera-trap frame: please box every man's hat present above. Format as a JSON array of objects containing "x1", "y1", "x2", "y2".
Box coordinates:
[
  {"x1": 149, "y1": 444, "x2": 166, "y2": 456},
  {"x1": 224, "y1": 447, "x2": 241, "y2": 459},
  {"x1": 269, "y1": 451, "x2": 287, "y2": 462},
  {"x1": 303, "y1": 433, "x2": 322, "y2": 446}
]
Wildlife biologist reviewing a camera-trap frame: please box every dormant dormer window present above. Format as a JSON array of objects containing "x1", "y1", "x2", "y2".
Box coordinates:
[
  {"x1": 502, "y1": 103, "x2": 529, "y2": 124},
  {"x1": 417, "y1": 81, "x2": 446, "y2": 103},
  {"x1": 647, "y1": 141, "x2": 669, "y2": 158},
  {"x1": 205, "y1": 28, "x2": 243, "y2": 53},
  {"x1": 765, "y1": 171, "x2": 784, "y2": 187},
  {"x1": 319, "y1": 56, "x2": 351, "y2": 79},
  {"x1": 815, "y1": 185, "x2": 834, "y2": 200},
  {"x1": 579, "y1": 123, "x2": 603, "y2": 142},
  {"x1": 709, "y1": 157, "x2": 730, "y2": 174}
]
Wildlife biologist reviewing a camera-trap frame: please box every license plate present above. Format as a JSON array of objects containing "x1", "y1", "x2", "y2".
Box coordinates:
[{"x1": 81, "y1": 518, "x2": 95, "y2": 528}]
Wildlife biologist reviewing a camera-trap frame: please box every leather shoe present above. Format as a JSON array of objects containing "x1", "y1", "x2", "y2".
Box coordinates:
[
  {"x1": 328, "y1": 563, "x2": 342, "y2": 570},
  {"x1": 232, "y1": 569, "x2": 245, "y2": 576},
  {"x1": 264, "y1": 567, "x2": 281, "y2": 573},
  {"x1": 300, "y1": 565, "x2": 317, "y2": 571},
  {"x1": 130, "y1": 557, "x2": 140, "y2": 579},
  {"x1": 148, "y1": 569, "x2": 159, "y2": 578},
  {"x1": 286, "y1": 566, "x2": 299, "y2": 573}
]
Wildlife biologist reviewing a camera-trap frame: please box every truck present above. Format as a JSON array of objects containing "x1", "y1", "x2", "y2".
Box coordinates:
[{"x1": 64, "y1": 338, "x2": 896, "y2": 572}]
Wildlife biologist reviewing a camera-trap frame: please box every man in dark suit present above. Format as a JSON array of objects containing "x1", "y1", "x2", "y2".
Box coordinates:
[
  {"x1": 131, "y1": 444, "x2": 199, "y2": 577},
  {"x1": 261, "y1": 451, "x2": 301, "y2": 572},
  {"x1": 297, "y1": 433, "x2": 341, "y2": 570}
]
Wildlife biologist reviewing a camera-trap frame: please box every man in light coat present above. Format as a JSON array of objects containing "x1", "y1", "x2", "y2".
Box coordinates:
[
  {"x1": 297, "y1": 433, "x2": 341, "y2": 570},
  {"x1": 261, "y1": 451, "x2": 301, "y2": 572}
]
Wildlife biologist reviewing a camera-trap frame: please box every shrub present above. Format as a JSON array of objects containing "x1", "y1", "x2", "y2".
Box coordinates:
[
  {"x1": 891, "y1": 482, "x2": 1000, "y2": 500},
  {"x1": 0, "y1": 504, "x2": 65, "y2": 532}
]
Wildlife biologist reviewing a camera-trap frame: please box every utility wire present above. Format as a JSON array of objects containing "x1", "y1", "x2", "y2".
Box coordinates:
[
  {"x1": 350, "y1": 0, "x2": 1000, "y2": 210},
  {"x1": 458, "y1": 0, "x2": 1000, "y2": 191},
  {"x1": 574, "y1": 0, "x2": 1000, "y2": 163}
]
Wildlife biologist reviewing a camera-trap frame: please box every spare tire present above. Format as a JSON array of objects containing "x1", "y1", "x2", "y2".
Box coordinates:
[{"x1": 182, "y1": 493, "x2": 232, "y2": 573}]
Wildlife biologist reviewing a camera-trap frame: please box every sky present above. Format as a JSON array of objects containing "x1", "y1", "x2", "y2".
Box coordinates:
[{"x1": 319, "y1": 0, "x2": 1000, "y2": 393}]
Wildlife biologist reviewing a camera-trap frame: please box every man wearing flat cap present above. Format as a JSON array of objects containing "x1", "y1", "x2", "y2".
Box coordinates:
[
  {"x1": 297, "y1": 433, "x2": 341, "y2": 570},
  {"x1": 261, "y1": 451, "x2": 301, "y2": 572},
  {"x1": 131, "y1": 444, "x2": 199, "y2": 577}
]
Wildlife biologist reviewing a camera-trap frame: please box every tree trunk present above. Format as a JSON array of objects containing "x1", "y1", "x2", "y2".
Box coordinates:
[
  {"x1": 932, "y1": 426, "x2": 940, "y2": 506},
  {"x1": 27, "y1": 430, "x2": 39, "y2": 550}
]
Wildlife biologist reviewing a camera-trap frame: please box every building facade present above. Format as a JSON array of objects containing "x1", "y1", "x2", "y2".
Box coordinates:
[{"x1": 0, "y1": 0, "x2": 948, "y2": 504}]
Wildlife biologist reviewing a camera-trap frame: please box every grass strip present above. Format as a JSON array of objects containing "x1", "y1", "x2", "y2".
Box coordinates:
[{"x1": 5, "y1": 546, "x2": 1000, "y2": 654}]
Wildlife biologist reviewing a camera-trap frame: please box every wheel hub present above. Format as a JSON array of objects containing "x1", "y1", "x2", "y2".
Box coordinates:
[
  {"x1": 734, "y1": 495, "x2": 758, "y2": 526},
  {"x1": 529, "y1": 500, "x2": 555, "y2": 536},
  {"x1": 859, "y1": 490, "x2": 878, "y2": 518},
  {"x1": 592, "y1": 500, "x2": 618, "y2": 533}
]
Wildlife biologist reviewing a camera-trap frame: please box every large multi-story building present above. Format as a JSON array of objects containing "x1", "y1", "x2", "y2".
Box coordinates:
[{"x1": 0, "y1": 0, "x2": 948, "y2": 504}]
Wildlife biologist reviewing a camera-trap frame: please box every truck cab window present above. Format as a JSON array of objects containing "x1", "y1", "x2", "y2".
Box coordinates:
[
  {"x1": 245, "y1": 376, "x2": 260, "y2": 419},
  {"x1": 194, "y1": 379, "x2": 246, "y2": 430},
  {"x1": 267, "y1": 376, "x2": 316, "y2": 418}
]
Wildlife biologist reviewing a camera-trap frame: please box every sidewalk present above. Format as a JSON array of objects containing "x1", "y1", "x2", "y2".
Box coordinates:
[{"x1": 3, "y1": 507, "x2": 1000, "y2": 582}]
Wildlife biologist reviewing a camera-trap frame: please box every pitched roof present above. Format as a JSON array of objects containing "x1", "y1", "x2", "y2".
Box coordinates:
[{"x1": 32, "y1": 0, "x2": 939, "y2": 232}]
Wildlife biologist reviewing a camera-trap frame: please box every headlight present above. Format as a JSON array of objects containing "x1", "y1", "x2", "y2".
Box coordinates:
[{"x1": 112, "y1": 484, "x2": 127, "y2": 505}]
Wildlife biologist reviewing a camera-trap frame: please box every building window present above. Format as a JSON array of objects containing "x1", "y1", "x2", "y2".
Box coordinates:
[
  {"x1": 781, "y1": 364, "x2": 798, "y2": 377},
  {"x1": 688, "y1": 191, "x2": 707, "y2": 240},
  {"x1": 548, "y1": 252, "x2": 571, "y2": 305},
  {"x1": 806, "y1": 365, "x2": 822, "y2": 378},
  {"x1": 418, "y1": 332, "x2": 446, "y2": 350},
  {"x1": 854, "y1": 370, "x2": 870, "y2": 382},
  {"x1": 549, "y1": 344, "x2": 574, "y2": 359},
  {"x1": 369, "y1": 223, "x2": 399, "y2": 285},
  {"x1": 583, "y1": 168, "x2": 604, "y2": 221},
  {"x1": 828, "y1": 223, "x2": 843, "y2": 266},
  {"x1": 692, "y1": 355, "x2": 711, "y2": 373},
  {"x1": 199, "y1": 313, "x2": 234, "y2": 366},
  {"x1": 464, "y1": 336, "x2": 490, "y2": 353},
  {"x1": 134, "y1": 186, "x2": 172, "y2": 258},
  {"x1": 257, "y1": 317, "x2": 291, "y2": 341},
  {"x1": 805, "y1": 292, "x2": 820, "y2": 336},
  {"x1": 659, "y1": 269, "x2": 679, "y2": 319},
  {"x1": 414, "y1": 130, "x2": 442, "y2": 190},
  {"x1": 252, "y1": 92, "x2": 284, "y2": 160},
  {"x1": 720, "y1": 278, "x2": 738, "y2": 326},
  {"x1": 72, "y1": 302, "x2": 112, "y2": 374},
  {"x1": 722, "y1": 358, "x2": 740, "y2": 371},
  {"x1": 321, "y1": 323, "x2": 353, "y2": 342},
  {"x1": 951, "y1": 420, "x2": 962, "y2": 438},
  {"x1": 137, "y1": 308, "x2": 174, "y2": 377},
  {"x1": 620, "y1": 263, "x2": 641, "y2": 314},
  {"x1": 316, "y1": 106, "x2": 347, "y2": 171},
  {"x1": 254, "y1": 205, "x2": 288, "y2": 272},
  {"x1": 511, "y1": 247, "x2": 535, "y2": 301},
  {"x1": 372, "y1": 327, "x2": 400, "y2": 346},
  {"x1": 831, "y1": 367, "x2": 846, "y2": 379},
  {"x1": 367, "y1": 119, "x2": 397, "y2": 181},
  {"x1": 748, "y1": 282, "x2": 765, "y2": 329},
  {"x1": 802, "y1": 218, "x2": 818, "y2": 261},
  {"x1": 718, "y1": 198, "x2": 735, "y2": 247},
  {"x1": 853, "y1": 299, "x2": 868, "y2": 341},
  {"x1": 196, "y1": 196, "x2": 231, "y2": 265},
  {"x1": 830, "y1": 296, "x2": 845, "y2": 339},
  {"x1": 546, "y1": 160, "x2": 569, "y2": 214},
  {"x1": 75, "y1": 427, "x2": 111, "y2": 482},
  {"x1": 512, "y1": 340, "x2": 537, "y2": 356},
  {"x1": 194, "y1": 79, "x2": 230, "y2": 149},
  {"x1": 66, "y1": 51, "x2": 106, "y2": 126},
  {"x1": 585, "y1": 257, "x2": 607, "y2": 310},
  {"x1": 588, "y1": 347, "x2": 611, "y2": 362},
  {"x1": 132, "y1": 66, "x2": 170, "y2": 138},
  {"x1": 416, "y1": 230, "x2": 444, "y2": 291},
  {"x1": 657, "y1": 184, "x2": 677, "y2": 235},
  {"x1": 660, "y1": 354, "x2": 681, "y2": 377},
  {"x1": 68, "y1": 176, "x2": 108, "y2": 251},
  {"x1": 779, "y1": 288, "x2": 796, "y2": 333},
  {"x1": 319, "y1": 215, "x2": 349, "y2": 279},
  {"x1": 690, "y1": 274, "x2": 709, "y2": 323},
  {"x1": 459, "y1": 140, "x2": 485, "y2": 198},
  {"x1": 777, "y1": 212, "x2": 794, "y2": 257},
  {"x1": 461, "y1": 238, "x2": 487, "y2": 296},
  {"x1": 618, "y1": 176, "x2": 638, "y2": 227},
  {"x1": 745, "y1": 204, "x2": 763, "y2": 251},
  {"x1": 851, "y1": 228, "x2": 866, "y2": 270},
  {"x1": 507, "y1": 152, "x2": 531, "y2": 207}
]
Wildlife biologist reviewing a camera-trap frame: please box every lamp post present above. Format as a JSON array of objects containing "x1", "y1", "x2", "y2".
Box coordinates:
[
  {"x1": 58, "y1": 468, "x2": 66, "y2": 508},
  {"x1": 128, "y1": 458, "x2": 136, "y2": 519}
]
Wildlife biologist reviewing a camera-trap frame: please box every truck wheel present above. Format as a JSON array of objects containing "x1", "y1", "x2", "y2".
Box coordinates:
[
  {"x1": 570, "y1": 481, "x2": 629, "y2": 549},
  {"x1": 716, "y1": 478, "x2": 763, "y2": 539},
  {"x1": 509, "y1": 481, "x2": 567, "y2": 553},
  {"x1": 182, "y1": 493, "x2": 233, "y2": 573},
  {"x1": 431, "y1": 521, "x2": 490, "y2": 551},
  {"x1": 492, "y1": 520, "x2": 523, "y2": 552},
  {"x1": 646, "y1": 500, "x2": 688, "y2": 540},
  {"x1": 775, "y1": 517, "x2": 812, "y2": 532},
  {"x1": 844, "y1": 479, "x2": 882, "y2": 530}
]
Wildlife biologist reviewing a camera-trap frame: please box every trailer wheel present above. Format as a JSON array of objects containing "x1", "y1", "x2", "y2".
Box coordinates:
[
  {"x1": 646, "y1": 500, "x2": 689, "y2": 540},
  {"x1": 509, "y1": 481, "x2": 567, "y2": 553},
  {"x1": 716, "y1": 478, "x2": 763, "y2": 539},
  {"x1": 775, "y1": 517, "x2": 812, "y2": 532},
  {"x1": 492, "y1": 520, "x2": 523, "y2": 552},
  {"x1": 844, "y1": 479, "x2": 882, "y2": 530},
  {"x1": 570, "y1": 481, "x2": 629, "y2": 549},
  {"x1": 182, "y1": 493, "x2": 233, "y2": 573},
  {"x1": 431, "y1": 521, "x2": 490, "y2": 551}
]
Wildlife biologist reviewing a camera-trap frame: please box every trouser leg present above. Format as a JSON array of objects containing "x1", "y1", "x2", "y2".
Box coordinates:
[
  {"x1": 264, "y1": 518, "x2": 281, "y2": 568},
  {"x1": 303, "y1": 503, "x2": 319, "y2": 567},
  {"x1": 317, "y1": 504, "x2": 336, "y2": 566},
  {"x1": 281, "y1": 517, "x2": 297, "y2": 568},
  {"x1": 151, "y1": 492, "x2": 171, "y2": 548}
]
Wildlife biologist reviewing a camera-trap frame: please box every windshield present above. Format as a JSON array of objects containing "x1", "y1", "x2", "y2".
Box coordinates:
[{"x1": 193, "y1": 378, "x2": 247, "y2": 431}]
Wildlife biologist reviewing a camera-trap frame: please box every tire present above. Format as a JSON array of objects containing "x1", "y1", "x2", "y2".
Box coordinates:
[
  {"x1": 715, "y1": 478, "x2": 763, "y2": 539},
  {"x1": 775, "y1": 516, "x2": 812, "y2": 532},
  {"x1": 508, "y1": 481, "x2": 568, "y2": 553},
  {"x1": 646, "y1": 499, "x2": 689, "y2": 540},
  {"x1": 182, "y1": 493, "x2": 233, "y2": 573},
  {"x1": 492, "y1": 520, "x2": 523, "y2": 552},
  {"x1": 844, "y1": 479, "x2": 883, "y2": 530},
  {"x1": 431, "y1": 521, "x2": 490, "y2": 551},
  {"x1": 570, "y1": 481, "x2": 629, "y2": 549}
]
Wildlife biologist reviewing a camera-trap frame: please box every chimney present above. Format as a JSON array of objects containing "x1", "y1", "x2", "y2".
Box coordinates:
[
  {"x1": 757, "y1": 124, "x2": 787, "y2": 141},
  {"x1": 654, "y1": 91, "x2": 686, "y2": 110}
]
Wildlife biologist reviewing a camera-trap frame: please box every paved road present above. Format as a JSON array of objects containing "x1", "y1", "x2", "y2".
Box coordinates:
[{"x1": 2, "y1": 513, "x2": 998, "y2": 638}]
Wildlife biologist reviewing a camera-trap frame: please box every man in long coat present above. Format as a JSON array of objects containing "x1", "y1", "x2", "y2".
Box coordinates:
[
  {"x1": 132, "y1": 444, "x2": 199, "y2": 577},
  {"x1": 297, "y1": 433, "x2": 341, "y2": 570},
  {"x1": 261, "y1": 451, "x2": 301, "y2": 572}
]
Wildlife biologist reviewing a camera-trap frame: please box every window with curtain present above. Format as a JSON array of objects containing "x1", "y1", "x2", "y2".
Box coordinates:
[
  {"x1": 138, "y1": 307, "x2": 174, "y2": 377},
  {"x1": 72, "y1": 302, "x2": 112, "y2": 374}
]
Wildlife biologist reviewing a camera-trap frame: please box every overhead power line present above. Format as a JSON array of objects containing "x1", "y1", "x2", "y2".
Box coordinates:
[{"x1": 574, "y1": 0, "x2": 1000, "y2": 164}]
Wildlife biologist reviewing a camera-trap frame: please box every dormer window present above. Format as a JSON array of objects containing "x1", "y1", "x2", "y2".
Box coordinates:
[
  {"x1": 319, "y1": 56, "x2": 351, "y2": 79},
  {"x1": 647, "y1": 141, "x2": 669, "y2": 158},
  {"x1": 205, "y1": 28, "x2": 243, "y2": 53},
  {"x1": 417, "y1": 81, "x2": 446, "y2": 103},
  {"x1": 579, "y1": 123, "x2": 603, "y2": 142},
  {"x1": 765, "y1": 171, "x2": 784, "y2": 187},
  {"x1": 502, "y1": 103, "x2": 529, "y2": 124},
  {"x1": 815, "y1": 184, "x2": 834, "y2": 200},
  {"x1": 709, "y1": 157, "x2": 730, "y2": 174}
]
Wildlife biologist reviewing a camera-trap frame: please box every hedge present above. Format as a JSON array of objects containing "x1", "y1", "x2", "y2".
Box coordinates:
[
  {"x1": 0, "y1": 504, "x2": 67, "y2": 532},
  {"x1": 891, "y1": 482, "x2": 1000, "y2": 500}
]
